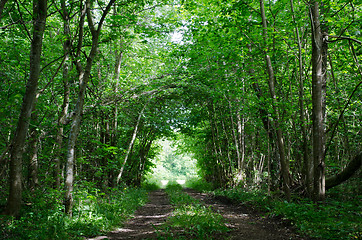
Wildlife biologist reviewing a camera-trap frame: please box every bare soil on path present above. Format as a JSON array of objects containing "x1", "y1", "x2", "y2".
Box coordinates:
[
  {"x1": 88, "y1": 189, "x2": 311, "y2": 240},
  {"x1": 185, "y1": 189, "x2": 311, "y2": 240}
]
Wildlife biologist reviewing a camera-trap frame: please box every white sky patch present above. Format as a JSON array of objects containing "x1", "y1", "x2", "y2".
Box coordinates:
[{"x1": 171, "y1": 31, "x2": 183, "y2": 43}]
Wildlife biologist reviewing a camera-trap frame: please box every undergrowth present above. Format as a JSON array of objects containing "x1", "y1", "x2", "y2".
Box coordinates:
[
  {"x1": 213, "y1": 187, "x2": 361, "y2": 240},
  {"x1": 0, "y1": 184, "x2": 148, "y2": 240},
  {"x1": 185, "y1": 178, "x2": 214, "y2": 192},
  {"x1": 142, "y1": 181, "x2": 161, "y2": 191},
  {"x1": 155, "y1": 183, "x2": 229, "y2": 240}
]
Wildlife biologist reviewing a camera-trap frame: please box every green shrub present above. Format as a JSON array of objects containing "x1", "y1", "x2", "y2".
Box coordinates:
[
  {"x1": 165, "y1": 182, "x2": 184, "y2": 191},
  {"x1": 0, "y1": 186, "x2": 148, "y2": 240},
  {"x1": 185, "y1": 178, "x2": 214, "y2": 192},
  {"x1": 141, "y1": 181, "x2": 161, "y2": 191}
]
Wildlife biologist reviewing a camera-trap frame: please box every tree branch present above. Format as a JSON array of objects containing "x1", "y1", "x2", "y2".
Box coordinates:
[
  {"x1": 327, "y1": 34, "x2": 362, "y2": 45},
  {"x1": 326, "y1": 152, "x2": 361, "y2": 190}
]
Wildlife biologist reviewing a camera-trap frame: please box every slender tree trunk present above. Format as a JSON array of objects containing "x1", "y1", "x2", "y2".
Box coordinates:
[
  {"x1": 290, "y1": 0, "x2": 312, "y2": 196},
  {"x1": 136, "y1": 135, "x2": 154, "y2": 186},
  {"x1": 64, "y1": 0, "x2": 116, "y2": 215},
  {"x1": 227, "y1": 97, "x2": 241, "y2": 173},
  {"x1": 309, "y1": 0, "x2": 326, "y2": 202},
  {"x1": 54, "y1": 0, "x2": 71, "y2": 189},
  {"x1": 113, "y1": 45, "x2": 123, "y2": 143},
  {"x1": 3, "y1": 0, "x2": 47, "y2": 217},
  {"x1": 28, "y1": 125, "x2": 39, "y2": 191},
  {"x1": 237, "y1": 110, "x2": 245, "y2": 169},
  {"x1": 208, "y1": 104, "x2": 223, "y2": 187},
  {"x1": 221, "y1": 118, "x2": 233, "y2": 177},
  {"x1": 260, "y1": 0, "x2": 291, "y2": 200},
  {"x1": 213, "y1": 106, "x2": 228, "y2": 186},
  {"x1": 117, "y1": 98, "x2": 151, "y2": 183}
]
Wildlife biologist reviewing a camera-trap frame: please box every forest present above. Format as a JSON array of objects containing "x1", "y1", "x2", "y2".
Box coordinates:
[{"x1": 0, "y1": 0, "x2": 361, "y2": 239}]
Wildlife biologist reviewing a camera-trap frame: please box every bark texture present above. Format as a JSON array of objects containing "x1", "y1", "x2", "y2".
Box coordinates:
[
  {"x1": 54, "y1": 0, "x2": 71, "y2": 189},
  {"x1": 64, "y1": 0, "x2": 116, "y2": 215},
  {"x1": 260, "y1": 0, "x2": 291, "y2": 200},
  {"x1": 290, "y1": 0, "x2": 312, "y2": 197},
  {"x1": 310, "y1": 0, "x2": 326, "y2": 201},
  {"x1": 4, "y1": 0, "x2": 47, "y2": 217}
]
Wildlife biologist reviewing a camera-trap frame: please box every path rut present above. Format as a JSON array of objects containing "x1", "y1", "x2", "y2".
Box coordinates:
[{"x1": 88, "y1": 189, "x2": 310, "y2": 240}]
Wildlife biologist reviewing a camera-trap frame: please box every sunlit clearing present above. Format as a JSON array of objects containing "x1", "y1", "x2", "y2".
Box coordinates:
[{"x1": 145, "y1": 138, "x2": 198, "y2": 188}]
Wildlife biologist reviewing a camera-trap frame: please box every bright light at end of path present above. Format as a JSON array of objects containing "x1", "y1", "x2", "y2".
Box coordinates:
[
  {"x1": 176, "y1": 180, "x2": 185, "y2": 185},
  {"x1": 161, "y1": 180, "x2": 169, "y2": 186}
]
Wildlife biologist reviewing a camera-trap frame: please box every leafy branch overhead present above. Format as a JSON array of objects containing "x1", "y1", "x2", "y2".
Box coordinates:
[{"x1": 0, "y1": 2, "x2": 360, "y2": 239}]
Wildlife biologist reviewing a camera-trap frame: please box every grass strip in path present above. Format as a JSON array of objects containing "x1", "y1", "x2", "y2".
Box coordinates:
[{"x1": 155, "y1": 184, "x2": 229, "y2": 240}]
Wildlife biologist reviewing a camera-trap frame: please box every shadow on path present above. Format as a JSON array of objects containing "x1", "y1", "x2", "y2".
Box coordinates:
[
  {"x1": 185, "y1": 188, "x2": 310, "y2": 240},
  {"x1": 87, "y1": 189, "x2": 172, "y2": 240},
  {"x1": 88, "y1": 188, "x2": 310, "y2": 240}
]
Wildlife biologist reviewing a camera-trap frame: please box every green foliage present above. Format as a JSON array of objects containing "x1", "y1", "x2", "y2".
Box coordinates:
[
  {"x1": 165, "y1": 184, "x2": 198, "y2": 207},
  {"x1": 166, "y1": 204, "x2": 228, "y2": 239},
  {"x1": 214, "y1": 187, "x2": 362, "y2": 240},
  {"x1": 141, "y1": 181, "x2": 161, "y2": 191},
  {"x1": 158, "y1": 183, "x2": 229, "y2": 239},
  {"x1": 146, "y1": 139, "x2": 198, "y2": 185},
  {"x1": 0, "y1": 186, "x2": 148, "y2": 240},
  {"x1": 0, "y1": 0, "x2": 361, "y2": 236},
  {"x1": 185, "y1": 177, "x2": 214, "y2": 192},
  {"x1": 165, "y1": 182, "x2": 184, "y2": 192}
]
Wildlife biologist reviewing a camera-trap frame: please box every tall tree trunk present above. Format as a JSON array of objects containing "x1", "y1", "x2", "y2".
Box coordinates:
[
  {"x1": 64, "y1": 0, "x2": 116, "y2": 215},
  {"x1": 136, "y1": 134, "x2": 154, "y2": 186},
  {"x1": 227, "y1": 97, "x2": 241, "y2": 173},
  {"x1": 290, "y1": 0, "x2": 312, "y2": 196},
  {"x1": 54, "y1": 0, "x2": 71, "y2": 190},
  {"x1": 3, "y1": 0, "x2": 47, "y2": 217},
  {"x1": 259, "y1": 0, "x2": 291, "y2": 200},
  {"x1": 309, "y1": 0, "x2": 327, "y2": 202},
  {"x1": 221, "y1": 118, "x2": 233, "y2": 178},
  {"x1": 117, "y1": 98, "x2": 151, "y2": 183},
  {"x1": 28, "y1": 124, "x2": 39, "y2": 191},
  {"x1": 113, "y1": 45, "x2": 123, "y2": 143}
]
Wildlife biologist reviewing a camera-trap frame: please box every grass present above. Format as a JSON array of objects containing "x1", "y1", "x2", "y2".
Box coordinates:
[
  {"x1": 213, "y1": 187, "x2": 362, "y2": 240},
  {"x1": 155, "y1": 183, "x2": 229, "y2": 240},
  {"x1": 0, "y1": 185, "x2": 148, "y2": 240},
  {"x1": 185, "y1": 177, "x2": 214, "y2": 192},
  {"x1": 142, "y1": 181, "x2": 161, "y2": 191}
]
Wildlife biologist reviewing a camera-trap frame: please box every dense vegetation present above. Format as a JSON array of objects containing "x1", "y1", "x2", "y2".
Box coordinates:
[
  {"x1": 1, "y1": 186, "x2": 148, "y2": 239},
  {"x1": 213, "y1": 183, "x2": 361, "y2": 239},
  {"x1": 157, "y1": 183, "x2": 228, "y2": 239},
  {"x1": 0, "y1": 0, "x2": 361, "y2": 239}
]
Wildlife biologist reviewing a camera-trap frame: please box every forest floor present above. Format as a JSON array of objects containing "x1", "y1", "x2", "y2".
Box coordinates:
[{"x1": 87, "y1": 189, "x2": 311, "y2": 240}]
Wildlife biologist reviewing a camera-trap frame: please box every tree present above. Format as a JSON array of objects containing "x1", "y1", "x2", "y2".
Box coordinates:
[
  {"x1": 309, "y1": 0, "x2": 327, "y2": 202},
  {"x1": 3, "y1": 0, "x2": 47, "y2": 217},
  {"x1": 64, "y1": 0, "x2": 116, "y2": 215},
  {"x1": 259, "y1": 0, "x2": 291, "y2": 200}
]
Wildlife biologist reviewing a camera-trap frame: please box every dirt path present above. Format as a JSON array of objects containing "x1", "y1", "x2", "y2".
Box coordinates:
[
  {"x1": 185, "y1": 189, "x2": 310, "y2": 240},
  {"x1": 87, "y1": 190, "x2": 172, "y2": 240},
  {"x1": 88, "y1": 189, "x2": 310, "y2": 240}
]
